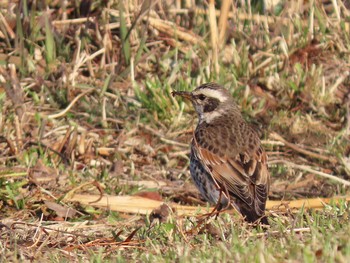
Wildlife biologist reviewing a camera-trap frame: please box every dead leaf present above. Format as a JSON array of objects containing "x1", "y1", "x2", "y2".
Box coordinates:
[
  {"x1": 66, "y1": 194, "x2": 350, "y2": 216},
  {"x1": 29, "y1": 159, "x2": 58, "y2": 186},
  {"x1": 135, "y1": 191, "x2": 162, "y2": 201},
  {"x1": 198, "y1": 223, "x2": 221, "y2": 238},
  {"x1": 44, "y1": 201, "x2": 77, "y2": 218},
  {"x1": 289, "y1": 39, "x2": 322, "y2": 68},
  {"x1": 150, "y1": 204, "x2": 172, "y2": 222}
]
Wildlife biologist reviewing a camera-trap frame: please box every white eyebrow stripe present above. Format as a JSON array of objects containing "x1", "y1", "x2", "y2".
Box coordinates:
[{"x1": 193, "y1": 89, "x2": 227, "y2": 102}]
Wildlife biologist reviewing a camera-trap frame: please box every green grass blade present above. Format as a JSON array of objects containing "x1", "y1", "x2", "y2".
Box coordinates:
[{"x1": 45, "y1": 14, "x2": 56, "y2": 65}]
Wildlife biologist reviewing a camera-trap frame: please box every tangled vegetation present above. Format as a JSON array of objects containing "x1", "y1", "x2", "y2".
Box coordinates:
[{"x1": 0, "y1": 0, "x2": 350, "y2": 261}]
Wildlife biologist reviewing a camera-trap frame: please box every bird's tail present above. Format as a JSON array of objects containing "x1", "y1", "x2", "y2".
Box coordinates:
[{"x1": 238, "y1": 203, "x2": 269, "y2": 225}]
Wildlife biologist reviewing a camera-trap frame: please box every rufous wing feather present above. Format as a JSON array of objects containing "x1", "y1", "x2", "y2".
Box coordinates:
[{"x1": 193, "y1": 136, "x2": 269, "y2": 220}]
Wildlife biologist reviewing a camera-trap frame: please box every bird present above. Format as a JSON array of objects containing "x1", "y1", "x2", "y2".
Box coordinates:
[{"x1": 172, "y1": 83, "x2": 270, "y2": 224}]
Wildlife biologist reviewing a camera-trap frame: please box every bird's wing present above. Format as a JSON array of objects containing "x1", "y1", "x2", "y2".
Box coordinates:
[{"x1": 192, "y1": 136, "x2": 269, "y2": 216}]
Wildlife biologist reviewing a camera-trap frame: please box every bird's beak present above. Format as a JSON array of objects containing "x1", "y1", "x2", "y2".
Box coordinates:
[{"x1": 171, "y1": 91, "x2": 193, "y2": 101}]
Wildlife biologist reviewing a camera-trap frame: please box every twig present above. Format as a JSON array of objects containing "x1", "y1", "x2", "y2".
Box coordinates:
[
  {"x1": 208, "y1": 0, "x2": 219, "y2": 74},
  {"x1": 14, "y1": 115, "x2": 22, "y2": 151},
  {"x1": 160, "y1": 137, "x2": 188, "y2": 147},
  {"x1": 138, "y1": 123, "x2": 164, "y2": 138},
  {"x1": 218, "y1": 0, "x2": 231, "y2": 46},
  {"x1": 145, "y1": 17, "x2": 205, "y2": 47},
  {"x1": 170, "y1": 8, "x2": 305, "y2": 28},
  {"x1": 63, "y1": 181, "x2": 104, "y2": 203},
  {"x1": 331, "y1": 0, "x2": 341, "y2": 21},
  {"x1": 67, "y1": 194, "x2": 350, "y2": 216},
  {"x1": 309, "y1": 0, "x2": 314, "y2": 38},
  {"x1": 244, "y1": 227, "x2": 311, "y2": 238},
  {"x1": 169, "y1": 150, "x2": 190, "y2": 159},
  {"x1": 52, "y1": 17, "x2": 94, "y2": 26},
  {"x1": 270, "y1": 159, "x2": 350, "y2": 186},
  {"x1": 101, "y1": 97, "x2": 107, "y2": 128},
  {"x1": 11, "y1": 221, "x2": 91, "y2": 238},
  {"x1": 47, "y1": 89, "x2": 94, "y2": 119},
  {"x1": 138, "y1": 123, "x2": 188, "y2": 147},
  {"x1": 0, "y1": 172, "x2": 27, "y2": 178},
  {"x1": 261, "y1": 140, "x2": 284, "y2": 146},
  {"x1": 269, "y1": 132, "x2": 338, "y2": 165},
  {"x1": 0, "y1": 12, "x2": 15, "y2": 39},
  {"x1": 329, "y1": 71, "x2": 350, "y2": 94}
]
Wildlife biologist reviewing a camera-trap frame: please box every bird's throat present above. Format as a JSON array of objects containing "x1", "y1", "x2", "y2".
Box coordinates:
[{"x1": 200, "y1": 110, "x2": 224, "y2": 123}]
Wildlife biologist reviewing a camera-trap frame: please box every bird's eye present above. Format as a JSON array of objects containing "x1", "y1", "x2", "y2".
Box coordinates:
[{"x1": 198, "y1": 94, "x2": 206, "y2": 101}]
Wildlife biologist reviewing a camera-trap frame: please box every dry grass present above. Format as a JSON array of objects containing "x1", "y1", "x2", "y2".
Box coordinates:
[{"x1": 0, "y1": 0, "x2": 350, "y2": 261}]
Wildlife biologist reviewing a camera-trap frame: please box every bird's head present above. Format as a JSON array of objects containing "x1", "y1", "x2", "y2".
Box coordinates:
[{"x1": 172, "y1": 83, "x2": 239, "y2": 123}]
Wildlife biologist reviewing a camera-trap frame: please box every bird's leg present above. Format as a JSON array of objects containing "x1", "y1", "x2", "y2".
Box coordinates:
[
  {"x1": 203, "y1": 189, "x2": 222, "y2": 220},
  {"x1": 187, "y1": 188, "x2": 225, "y2": 235},
  {"x1": 213, "y1": 183, "x2": 232, "y2": 219},
  {"x1": 212, "y1": 188, "x2": 224, "y2": 220},
  {"x1": 222, "y1": 182, "x2": 231, "y2": 210},
  {"x1": 201, "y1": 184, "x2": 229, "y2": 220}
]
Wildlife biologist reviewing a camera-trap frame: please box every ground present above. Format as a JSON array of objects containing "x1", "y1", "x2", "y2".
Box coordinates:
[{"x1": 0, "y1": 0, "x2": 350, "y2": 262}]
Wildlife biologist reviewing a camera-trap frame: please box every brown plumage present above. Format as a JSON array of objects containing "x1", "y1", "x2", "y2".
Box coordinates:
[{"x1": 173, "y1": 83, "x2": 270, "y2": 224}]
